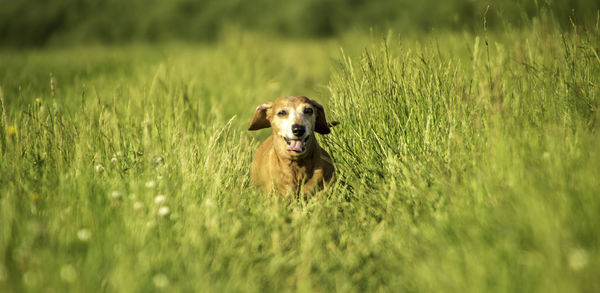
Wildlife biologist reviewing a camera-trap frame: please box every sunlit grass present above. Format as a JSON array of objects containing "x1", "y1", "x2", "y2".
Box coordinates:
[{"x1": 1, "y1": 24, "x2": 599, "y2": 292}]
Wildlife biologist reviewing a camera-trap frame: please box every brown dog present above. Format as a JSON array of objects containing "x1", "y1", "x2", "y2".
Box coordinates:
[{"x1": 248, "y1": 96, "x2": 337, "y2": 195}]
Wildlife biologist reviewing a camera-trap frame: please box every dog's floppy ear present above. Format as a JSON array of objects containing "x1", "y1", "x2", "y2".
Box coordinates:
[
  {"x1": 248, "y1": 103, "x2": 272, "y2": 131},
  {"x1": 310, "y1": 99, "x2": 331, "y2": 134}
]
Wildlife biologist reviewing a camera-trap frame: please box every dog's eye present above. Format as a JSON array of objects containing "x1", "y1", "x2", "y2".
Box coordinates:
[
  {"x1": 277, "y1": 110, "x2": 287, "y2": 117},
  {"x1": 304, "y1": 108, "x2": 314, "y2": 115}
]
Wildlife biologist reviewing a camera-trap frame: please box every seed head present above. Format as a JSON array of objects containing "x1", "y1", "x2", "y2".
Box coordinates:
[{"x1": 50, "y1": 75, "x2": 56, "y2": 97}]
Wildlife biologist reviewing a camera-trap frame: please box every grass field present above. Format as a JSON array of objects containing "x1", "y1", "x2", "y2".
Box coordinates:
[{"x1": 1, "y1": 19, "x2": 600, "y2": 293}]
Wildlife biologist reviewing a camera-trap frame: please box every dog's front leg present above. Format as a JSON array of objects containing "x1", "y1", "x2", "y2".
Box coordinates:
[{"x1": 301, "y1": 169, "x2": 325, "y2": 195}]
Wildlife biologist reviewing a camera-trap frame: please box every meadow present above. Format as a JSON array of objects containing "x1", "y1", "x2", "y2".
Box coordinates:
[{"x1": 1, "y1": 13, "x2": 600, "y2": 293}]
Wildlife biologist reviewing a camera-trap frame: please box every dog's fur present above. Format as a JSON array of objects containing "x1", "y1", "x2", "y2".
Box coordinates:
[{"x1": 248, "y1": 96, "x2": 336, "y2": 195}]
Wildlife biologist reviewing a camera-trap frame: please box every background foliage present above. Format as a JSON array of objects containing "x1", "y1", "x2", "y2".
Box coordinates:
[{"x1": 1, "y1": 0, "x2": 599, "y2": 47}]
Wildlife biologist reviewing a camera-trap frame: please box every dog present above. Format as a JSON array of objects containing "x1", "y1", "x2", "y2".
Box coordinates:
[{"x1": 248, "y1": 96, "x2": 337, "y2": 195}]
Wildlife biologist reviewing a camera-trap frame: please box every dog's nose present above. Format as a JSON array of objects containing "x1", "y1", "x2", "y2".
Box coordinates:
[{"x1": 292, "y1": 124, "x2": 306, "y2": 137}]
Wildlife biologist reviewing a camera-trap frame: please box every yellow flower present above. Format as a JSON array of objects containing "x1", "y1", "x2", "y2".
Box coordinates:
[
  {"x1": 29, "y1": 193, "x2": 39, "y2": 202},
  {"x1": 35, "y1": 98, "x2": 42, "y2": 105},
  {"x1": 7, "y1": 125, "x2": 16, "y2": 137}
]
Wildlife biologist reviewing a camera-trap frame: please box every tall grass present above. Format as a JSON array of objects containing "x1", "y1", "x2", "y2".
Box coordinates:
[
  {"x1": 1, "y1": 22, "x2": 599, "y2": 293},
  {"x1": 325, "y1": 22, "x2": 600, "y2": 291}
]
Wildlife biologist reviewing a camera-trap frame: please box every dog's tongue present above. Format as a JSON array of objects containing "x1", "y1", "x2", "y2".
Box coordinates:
[{"x1": 286, "y1": 139, "x2": 303, "y2": 152}]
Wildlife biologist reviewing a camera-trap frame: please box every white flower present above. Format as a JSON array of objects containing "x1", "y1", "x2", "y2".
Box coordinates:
[
  {"x1": 155, "y1": 157, "x2": 164, "y2": 165},
  {"x1": 111, "y1": 157, "x2": 118, "y2": 164},
  {"x1": 145, "y1": 180, "x2": 156, "y2": 188},
  {"x1": 154, "y1": 195, "x2": 166, "y2": 205},
  {"x1": 95, "y1": 164, "x2": 105, "y2": 173},
  {"x1": 158, "y1": 206, "x2": 170, "y2": 217},
  {"x1": 77, "y1": 229, "x2": 91, "y2": 242},
  {"x1": 133, "y1": 201, "x2": 143, "y2": 211},
  {"x1": 111, "y1": 191, "x2": 122, "y2": 200}
]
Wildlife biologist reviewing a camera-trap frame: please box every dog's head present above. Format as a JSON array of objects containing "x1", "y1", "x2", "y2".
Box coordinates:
[{"x1": 248, "y1": 96, "x2": 331, "y2": 157}]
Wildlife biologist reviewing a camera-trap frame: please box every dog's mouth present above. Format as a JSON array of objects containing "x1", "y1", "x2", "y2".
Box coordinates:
[{"x1": 283, "y1": 135, "x2": 310, "y2": 153}]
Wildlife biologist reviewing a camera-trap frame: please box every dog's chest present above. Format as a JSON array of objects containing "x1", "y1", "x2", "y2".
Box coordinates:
[{"x1": 280, "y1": 161, "x2": 314, "y2": 187}]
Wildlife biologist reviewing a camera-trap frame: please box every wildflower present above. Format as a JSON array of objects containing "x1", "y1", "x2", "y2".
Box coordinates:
[
  {"x1": 155, "y1": 157, "x2": 164, "y2": 165},
  {"x1": 157, "y1": 206, "x2": 170, "y2": 217},
  {"x1": 95, "y1": 164, "x2": 105, "y2": 173},
  {"x1": 111, "y1": 157, "x2": 118, "y2": 164},
  {"x1": 153, "y1": 273, "x2": 169, "y2": 289},
  {"x1": 35, "y1": 98, "x2": 42, "y2": 106},
  {"x1": 145, "y1": 180, "x2": 156, "y2": 188},
  {"x1": 133, "y1": 201, "x2": 143, "y2": 211},
  {"x1": 60, "y1": 265, "x2": 77, "y2": 283},
  {"x1": 29, "y1": 193, "x2": 39, "y2": 202},
  {"x1": 154, "y1": 195, "x2": 166, "y2": 205},
  {"x1": 111, "y1": 191, "x2": 122, "y2": 200},
  {"x1": 7, "y1": 125, "x2": 16, "y2": 138},
  {"x1": 77, "y1": 229, "x2": 91, "y2": 242}
]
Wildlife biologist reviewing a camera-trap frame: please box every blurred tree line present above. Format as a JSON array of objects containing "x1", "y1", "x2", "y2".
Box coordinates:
[{"x1": 1, "y1": 0, "x2": 598, "y2": 47}]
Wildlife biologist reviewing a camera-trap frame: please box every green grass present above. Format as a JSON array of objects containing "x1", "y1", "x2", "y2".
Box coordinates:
[{"x1": 1, "y1": 24, "x2": 599, "y2": 292}]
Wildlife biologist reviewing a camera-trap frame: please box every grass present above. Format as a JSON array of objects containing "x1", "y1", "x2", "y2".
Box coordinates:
[{"x1": 1, "y1": 22, "x2": 599, "y2": 292}]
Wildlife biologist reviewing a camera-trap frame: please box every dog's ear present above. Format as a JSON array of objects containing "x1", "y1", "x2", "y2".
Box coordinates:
[
  {"x1": 310, "y1": 100, "x2": 331, "y2": 134},
  {"x1": 248, "y1": 103, "x2": 272, "y2": 131}
]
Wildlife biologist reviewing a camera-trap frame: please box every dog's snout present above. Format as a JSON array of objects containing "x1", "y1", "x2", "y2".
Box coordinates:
[{"x1": 292, "y1": 124, "x2": 306, "y2": 137}]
